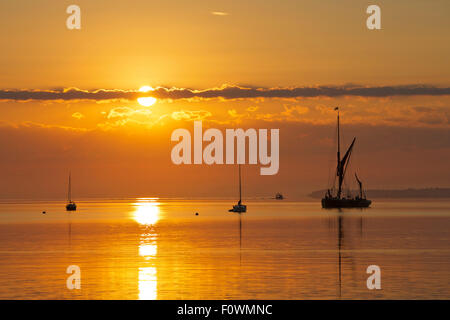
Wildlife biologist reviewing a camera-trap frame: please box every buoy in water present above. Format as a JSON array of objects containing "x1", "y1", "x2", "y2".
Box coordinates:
[
  {"x1": 42, "y1": 211, "x2": 46, "y2": 214},
  {"x1": 195, "y1": 212, "x2": 199, "y2": 216}
]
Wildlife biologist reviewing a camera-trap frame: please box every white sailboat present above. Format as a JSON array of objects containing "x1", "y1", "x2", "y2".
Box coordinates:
[{"x1": 229, "y1": 164, "x2": 246, "y2": 213}]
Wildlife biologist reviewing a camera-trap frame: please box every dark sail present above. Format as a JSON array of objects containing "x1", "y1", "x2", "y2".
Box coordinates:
[{"x1": 337, "y1": 138, "x2": 355, "y2": 198}]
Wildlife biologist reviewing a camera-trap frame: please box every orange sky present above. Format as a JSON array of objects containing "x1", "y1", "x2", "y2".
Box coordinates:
[{"x1": 0, "y1": 1, "x2": 449, "y2": 199}]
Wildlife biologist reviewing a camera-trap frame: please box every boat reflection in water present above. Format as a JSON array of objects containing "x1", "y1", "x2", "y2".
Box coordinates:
[
  {"x1": 327, "y1": 210, "x2": 364, "y2": 298},
  {"x1": 132, "y1": 198, "x2": 161, "y2": 300}
]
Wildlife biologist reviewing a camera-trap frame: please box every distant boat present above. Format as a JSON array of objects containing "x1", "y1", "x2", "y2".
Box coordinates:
[
  {"x1": 229, "y1": 164, "x2": 247, "y2": 213},
  {"x1": 275, "y1": 193, "x2": 284, "y2": 200},
  {"x1": 321, "y1": 108, "x2": 372, "y2": 208},
  {"x1": 66, "y1": 172, "x2": 77, "y2": 211}
]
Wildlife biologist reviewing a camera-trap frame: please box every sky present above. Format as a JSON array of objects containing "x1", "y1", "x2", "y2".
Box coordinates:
[{"x1": 0, "y1": 0, "x2": 449, "y2": 199}]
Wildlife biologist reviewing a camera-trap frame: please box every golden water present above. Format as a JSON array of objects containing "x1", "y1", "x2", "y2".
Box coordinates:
[{"x1": 0, "y1": 199, "x2": 449, "y2": 299}]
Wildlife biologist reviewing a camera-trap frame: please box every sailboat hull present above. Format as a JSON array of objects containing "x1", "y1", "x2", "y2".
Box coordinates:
[
  {"x1": 66, "y1": 203, "x2": 77, "y2": 211},
  {"x1": 229, "y1": 204, "x2": 247, "y2": 213},
  {"x1": 321, "y1": 198, "x2": 371, "y2": 208}
]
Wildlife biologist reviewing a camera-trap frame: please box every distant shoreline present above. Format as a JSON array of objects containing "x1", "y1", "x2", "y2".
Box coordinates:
[{"x1": 309, "y1": 188, "x2": 450, "y2": 199}]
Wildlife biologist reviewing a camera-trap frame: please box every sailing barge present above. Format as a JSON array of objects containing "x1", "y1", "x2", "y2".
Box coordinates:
[{"x1": 322, "y1": 108, "x2": 372, "y2": 209}]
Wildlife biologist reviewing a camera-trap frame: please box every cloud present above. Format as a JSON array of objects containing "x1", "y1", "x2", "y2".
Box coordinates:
[
  {"x1": 220, "y1": 105, "x2": 310, "y2": 125},
  {"x1": 72, "y1": 112, "x2": 84, "y2": 119},
  {"x1": 149, "y1": 84, "x2": 450, "y2": 100},
  {"x1": 107, "y1": 107, "x2": 152, "y2": 119},
  {"x1": 171, "y1": 110, "x2": 212, "y2": 121},
  {"x1": 410, "y1": 105, "x2": 450, "y2": 125},
  {"x1": 211, "y1": 11, "x2": 229, "y2": 16},
  {"x1": 97, "y1": 106, "x2": 163, "y2": 129},
  {"x1": 17, "y1": 121, "x2": 90, "y2": 132},
  {"x1": 1, "y1": 84, "x2": 450, "y2": 103},
  {"x1": 0, "y1": 88, "x2": 140, "y2": 102}
]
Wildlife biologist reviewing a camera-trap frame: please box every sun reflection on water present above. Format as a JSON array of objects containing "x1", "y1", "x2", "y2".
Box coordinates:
[
  {"x1": 132, "y1": 198, "x2": 160, "y2": 300},
  {"x1": 138, "y1": 267, "x2": 157, "y2": 300},
  {"x1": 139, "y1": 242, "x2": 157, "y2": 257},
  {"x1": 132, "y1": 198, "x2": 161, "y2": 226}
]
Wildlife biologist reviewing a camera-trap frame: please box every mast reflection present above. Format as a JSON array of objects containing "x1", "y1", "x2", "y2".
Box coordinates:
[{"x1": 331, "y1": 210, "x2": 364, "y2": 299}]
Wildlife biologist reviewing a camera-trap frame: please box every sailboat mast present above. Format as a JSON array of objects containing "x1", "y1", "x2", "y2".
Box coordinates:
[
  {"x1": 337, "y1": 109, "x2": 341, "y2": 159},
  {"x1": 336, "y1": 109, "x2": 342, "y2": 198},
  {"x1": 238, "y1": 164, "x2": 242, "y2": 204},
  {"x1": 68, "y1": 172, "x2": 71, "y2": 202}
]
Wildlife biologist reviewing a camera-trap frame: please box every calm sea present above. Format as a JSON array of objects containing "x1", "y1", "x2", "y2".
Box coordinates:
[{"x1": 0, "y1": 199, "x2": 449, "y2": 299}]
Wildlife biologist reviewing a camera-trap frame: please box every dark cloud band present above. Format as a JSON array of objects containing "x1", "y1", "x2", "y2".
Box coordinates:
[
  {"x1": 1, "y1": 85, "x2": 450, "y2": 102},
  {"x1": 0, "y1": 88, "x2": 139, "y2": 101}
]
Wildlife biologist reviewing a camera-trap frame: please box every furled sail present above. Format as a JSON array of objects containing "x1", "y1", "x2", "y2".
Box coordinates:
[{"x1": 355, "y1": 173, "x2": 363, "y2": 198}]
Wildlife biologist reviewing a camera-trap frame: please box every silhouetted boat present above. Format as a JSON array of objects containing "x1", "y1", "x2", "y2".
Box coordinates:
[
  {"x1": 322, "y1": 108, "x2": 372, "y2": 209},
  {"x1": 66, "y1": 172, "x2": 77, "y2": 211},
  {"x1": 229, "y1": 164, "x2": 246, "y2": 213},
  {"x1": 275, "y1": 193, "x2": 284, "y2": 200}
]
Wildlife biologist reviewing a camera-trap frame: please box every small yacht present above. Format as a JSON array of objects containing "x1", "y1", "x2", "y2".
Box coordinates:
[
  {"x1": 66, "y1": 172, "x2": 77, "y2": 211},
  {"x1": 275, "y1": 193, "x2": 284, "y2": 200},
  {"x1": 229, "y1": 164, "x2": 246, "y2": 213}
]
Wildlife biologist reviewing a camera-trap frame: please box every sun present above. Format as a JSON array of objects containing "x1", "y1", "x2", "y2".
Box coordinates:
[
  {"x1": 139, "y1": 86, "x2": 153, "y2": 92},
  {"x1": 138, "y1": 86, "x2": 157, "y2": 107}
]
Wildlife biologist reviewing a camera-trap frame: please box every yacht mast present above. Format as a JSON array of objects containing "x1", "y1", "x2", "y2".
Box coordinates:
[
  {"x1": 68, "y1": 172, "x2": 72, "y2": 203},
  {"x1": 238, "y1": 164, "x2": 242, "y2": 205}
]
